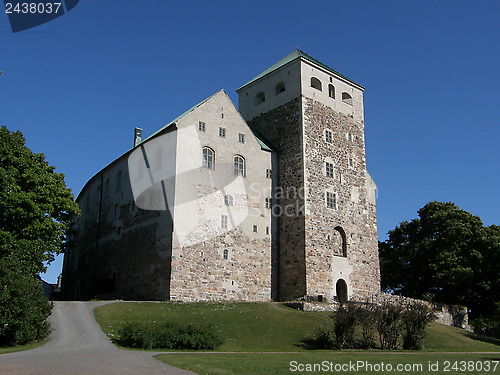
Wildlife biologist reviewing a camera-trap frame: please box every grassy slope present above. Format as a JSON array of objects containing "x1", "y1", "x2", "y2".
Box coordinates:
[
  {"x1": 95, "y1": 302, "x2": 500, "y2": 375},
  {"x1": 95, "y1": 302, "x2": 331, "y2": 352},
  {"x1": 0, "y1": 338, "x2": 49, "y2": 354}
]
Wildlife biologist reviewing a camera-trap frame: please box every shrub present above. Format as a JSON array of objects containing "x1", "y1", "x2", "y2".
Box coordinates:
[
  {"x1": 331, "y1": 304, "x2": 358, "y2": 349},
  {"x1": 375, "y1": 302, "x2": 404, "y2": 350},
  {"x1": 401, "y1": 302, "x2": 435, "y2": 350},
  {"x1": 355, "y1": 303, "x2": 377, "y2": 349},
  {"x1": 116, "y1": 321, "x2": 222, "y2": 350},
  {"x1": 309, "y1": 326, "x2": 334, "y2": 349},
  {"x1": 0, "y1": 263, "x2": 52, "y2": 346}
]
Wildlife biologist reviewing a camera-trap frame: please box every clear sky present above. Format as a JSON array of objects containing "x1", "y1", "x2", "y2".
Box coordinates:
[{"x1": 1, "y1": 1, "x2": 499, "y2": 284}]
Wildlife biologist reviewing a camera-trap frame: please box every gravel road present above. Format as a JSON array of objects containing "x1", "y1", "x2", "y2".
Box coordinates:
[{"x1": 0, "y1": 301, "x2": 195, "y2": 375}]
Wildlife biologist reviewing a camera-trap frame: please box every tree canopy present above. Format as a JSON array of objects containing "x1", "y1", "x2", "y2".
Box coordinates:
[
  {"x1": 0, "y1": 126, "x2": 80, "y2": 345},
  {"x1": 379, "y1": 201, "x2": 499, "y2": 321}
]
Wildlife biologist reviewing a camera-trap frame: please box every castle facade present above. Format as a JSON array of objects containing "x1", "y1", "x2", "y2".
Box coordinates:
[{"x1": 62, "y1": 50, "x2": 380, "y2": 302}]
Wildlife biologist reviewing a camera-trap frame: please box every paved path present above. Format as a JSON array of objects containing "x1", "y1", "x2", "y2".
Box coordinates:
[{"x1": 0, "y1": 301, "x2": 195, "y2": 375}]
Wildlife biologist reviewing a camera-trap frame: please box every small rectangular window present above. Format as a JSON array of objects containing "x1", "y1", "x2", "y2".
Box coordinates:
[
  {"x1": 347, "y1": 132, "x2": 353, "y2": 142},
  {"x1": 266, "y1": 226, "x2": 270, "y2": 235},
  {"x1": 219, "y1": 127, "x2": 226, "y2": 137},
  {"x1": 253, "y1": 225, "x2": 258, "y2": 233},
  {"x1": 348, "y1": 158, "x2": 354, "y2": 167},
  {"x1": 326, "y1": 192, "x2": 337, "y2": 209},
  {"x1": 238, "y1": 133, "x2": 245, "y2": 143},
  {"x1": 266, "y1": 169, "x2": 272, "y2": 178},
  {"x1": 224, "y1": 195, "x2": 233, "y2": 206},
  {"x1": 198, "y1": 121, "x2": 206, "y2": 132},
  {"x1": 326, "y1": 162, "x2": 334, "y2": 178},
  {"x1": 325, "y1": 130, "x2": 333, "y2": 144},
  {"x1": 221, "y1": 215, "x2": 228, "y2": 229},
  {"x1": 265, "y1": 197, "x2": 272, "y2": 209}
]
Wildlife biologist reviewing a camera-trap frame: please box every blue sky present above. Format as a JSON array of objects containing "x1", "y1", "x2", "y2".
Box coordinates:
[{"x1": 1, "y1": 1, "x2": 499, "y2": 283}]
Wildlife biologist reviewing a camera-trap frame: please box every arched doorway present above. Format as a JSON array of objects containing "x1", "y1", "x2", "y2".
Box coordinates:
[{"x1": 336, "y1": 279, "x2": 348, "y2": 304}]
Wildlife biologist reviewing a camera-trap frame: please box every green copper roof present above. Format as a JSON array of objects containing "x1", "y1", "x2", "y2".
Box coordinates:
[{"x1": 237, "y1": 49, "x2": 364, "y2": 91}]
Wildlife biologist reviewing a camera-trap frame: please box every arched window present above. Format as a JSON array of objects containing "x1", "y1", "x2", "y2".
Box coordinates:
[
  {"x1": 233, "y1": 155, "x2": 245, "y2": 176},
  {"x1": 336, "y1": 279, "x2": 348, "y2": 304},
  {"x1": 311, "y1": 77, "x2": 322, "y2": 91},
  {"x1": 333, "y1": 226, "x2": 347, "y2": 257},
  {"x1": 342, "y1": 92, "x2": 353, "y2": 105},
  {"x1": 328, "y1": 84, "x2": 335, "y2": 99},
  {"x1": 202, "y1": 147, "x2": 215, "y2": 169},
  {"x1": 255, "y1": 91, "x2": 266, "y2": 104},
  {"x1": 275, "y1": 81, "x2": 285, "y2": 95}
]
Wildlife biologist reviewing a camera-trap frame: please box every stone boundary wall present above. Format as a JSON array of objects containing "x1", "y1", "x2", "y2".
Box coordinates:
[{"x1": 284, "y1": 293, "x2": 471, "y2": 331}]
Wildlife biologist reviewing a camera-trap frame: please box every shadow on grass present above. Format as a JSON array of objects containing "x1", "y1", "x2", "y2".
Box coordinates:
[
  {"x1": 462, "y1": 331, "x2": 500, "y2": 347},
  {"x1": 296, "y1": 337, "x2": 330, "y2": 350}
]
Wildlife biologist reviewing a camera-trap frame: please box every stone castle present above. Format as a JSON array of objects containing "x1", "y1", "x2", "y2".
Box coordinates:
[{"x1": 62, "y1": 50, "x2": 381, "y2": 303}]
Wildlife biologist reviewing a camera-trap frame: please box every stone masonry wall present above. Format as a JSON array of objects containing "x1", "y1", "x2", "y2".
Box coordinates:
[
  {"x1": 248, "y1": 97, "x2": 307, "y2": 301},
  {"x1": 302, "y1": 97, "x2": 380, "y2": 301},
  {"x1": 63, "y1": 160, "x2": 173, "y2": 301},
  {"x1": 170, "y1": 228, "x2": 272, "y2": 302}
]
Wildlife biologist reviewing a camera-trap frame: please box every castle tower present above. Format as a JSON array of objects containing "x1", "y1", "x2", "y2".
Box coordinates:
[{"x1": 237, "y1": 50, "x2": 380, "y2": 302}]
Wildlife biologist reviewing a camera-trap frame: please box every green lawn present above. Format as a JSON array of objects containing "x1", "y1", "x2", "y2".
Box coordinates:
[
  {"x1": 156, "y1": 352, "x2": 500, "y2": 375},
  {"x1": 95, "y1": 301, "x2": 332, "y2": 352},
  {"x1": 95, "y1": 302, "x2": 500, "y2": 374}
]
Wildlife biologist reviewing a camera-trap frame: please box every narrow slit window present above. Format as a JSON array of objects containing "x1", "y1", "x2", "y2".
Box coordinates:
[{"x1": 328, "y1": 84, "x2": 335, "y2": 99}]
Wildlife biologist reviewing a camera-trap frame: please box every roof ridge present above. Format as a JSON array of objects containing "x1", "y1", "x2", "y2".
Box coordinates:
[
  {"x1": 141, "y1": 90, "x2": 224, "y2": 143},
  {"x1": 237, "y1": 50, "x2": 363, "y2": 91}
]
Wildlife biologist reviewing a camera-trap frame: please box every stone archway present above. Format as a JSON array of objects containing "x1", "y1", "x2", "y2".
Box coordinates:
[{"x1": 336, "y1": 278, "x2": 348, "y2": 304}]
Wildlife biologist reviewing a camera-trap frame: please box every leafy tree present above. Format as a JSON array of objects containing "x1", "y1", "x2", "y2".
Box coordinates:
[
  {"x1": 379, "y1": 201, "x2": 499, "y2": 321},
  {"x1": 0, "y1": 126, "x2": 80, "y2": 345}
]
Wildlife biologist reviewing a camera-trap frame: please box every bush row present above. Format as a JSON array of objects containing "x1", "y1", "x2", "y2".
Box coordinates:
[
  {"x1": 313, "y1": 301, "x2": 435, "y2": 350},
  {"x1": 115, "y1": 321, "x2": 223, "y2": 350}
]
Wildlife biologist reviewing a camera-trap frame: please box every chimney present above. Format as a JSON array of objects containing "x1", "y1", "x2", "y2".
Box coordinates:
[{"x1": 134, "y1": 127, "x2": 142, "y2": 147}]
